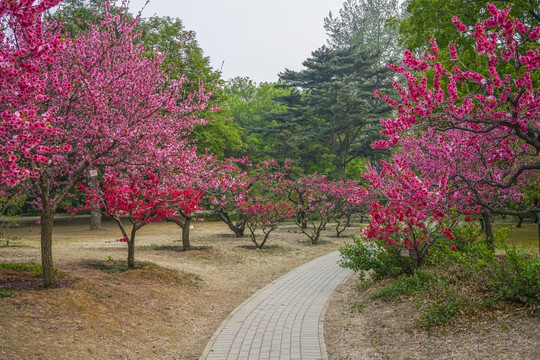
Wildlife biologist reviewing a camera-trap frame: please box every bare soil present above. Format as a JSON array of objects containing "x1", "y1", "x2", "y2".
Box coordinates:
[{"x1": 0, "y1": 216, "x2": 350, "y2": 360}]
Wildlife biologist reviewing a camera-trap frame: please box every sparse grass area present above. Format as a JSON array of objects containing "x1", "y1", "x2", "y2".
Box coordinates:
[
  {"x1": 326, "y1": 220, "x2": 540, "y2": 359},
  {"x1": 85, "y1": 259, "x2": 146, "y2": 274}
]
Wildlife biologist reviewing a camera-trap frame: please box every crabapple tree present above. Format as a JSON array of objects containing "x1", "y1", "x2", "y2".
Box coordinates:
[
  {"x1": 375, "y1": 3, "x2": 540, "y2": 252},
  {"x1": 356, "y1": 160, "x2": 463, "y2": 270},
  {"x1": 238, "y1": 199, "x2": 294, "y2": 249},
  {"x1": 19, "y1": 6, "x2": 211, "y2": 287}
]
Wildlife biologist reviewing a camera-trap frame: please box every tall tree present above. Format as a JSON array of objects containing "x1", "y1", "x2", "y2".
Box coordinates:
[
  {"x1": 277, "y1": 45, "x2": 392, "y2": 178},
  {"x1": 324, "y1": 0, "x2": 403, "y2": 63},
  {"x1": 223, "y1": 77, "x2": 292, "y2": 162},
  {"x1": 17, "y1": 7, "x2": 210, "y2": 287},
  {"x1": 141, "y1": 16, "x2": 243, "y2": 158},
  {"x1": 398, "y1": 0, "x2": 540, "y2": 54}
]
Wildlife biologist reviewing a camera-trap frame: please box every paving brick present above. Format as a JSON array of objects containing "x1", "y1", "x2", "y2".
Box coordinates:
[{"x1": 199, "y1": 251, "x2": 353, "y2": 359}]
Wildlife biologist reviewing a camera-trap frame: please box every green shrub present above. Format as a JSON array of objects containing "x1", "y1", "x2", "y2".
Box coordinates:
[
  {"x1": 0, "y1": 288, "x2": 13, "y2": 297},
  {"x1": 340, "y1": 237, "x2": 415, "y2": 281},
  {"x1": 372, "y1": 271, "x2": 434, "y2": 301},
  {"x1": 488, "y1": 247, "x2": 540, "y2": 305},
  {"x1": 420, "y1": 297, "x2": 467, "y2": 327}
]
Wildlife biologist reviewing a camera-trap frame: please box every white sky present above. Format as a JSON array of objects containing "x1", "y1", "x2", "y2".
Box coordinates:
[{"x1": 128, "y1": 0, "x2": 346, "y2": 83}]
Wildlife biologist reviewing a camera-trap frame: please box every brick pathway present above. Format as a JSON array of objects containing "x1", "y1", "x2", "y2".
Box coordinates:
[{"x1": 200, "y1": 251, "x2": 353, "y2": 360}]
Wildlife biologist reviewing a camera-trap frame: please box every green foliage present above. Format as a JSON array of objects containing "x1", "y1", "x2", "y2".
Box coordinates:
[
  {"x1": 48, "y1": 0, "x2": 131, "y2": 37},
  {"x1": 371, "y1": 271, "x2": 434, "y2": 301},
  {"x1": 420, "y1": 297, "x2": 467, "y2": 327},
  {"x1": 324, "y1": 0, "x2": 403, "y2": 62},
  {"x1": 222, "y1": 77, "x2": 292, "y2": 162},
  {"x1": 140, "y1": 17, "x2": 244, "y2": 158},
  {"x1": 0, "y1": 288, "x2": 13, "y2": 297},
  {"x1": 397, "y1": 0, "x2": 540, "y2": 75},
  {"x1": 0, "y1": 192, "x2": 25, "y2": 241},
  {"x1": 340, "y1": 237, "x2": 414, "y2": 281},
  {"x1": 488, "y1": 247, "x2": 540, "y2": 305},
  {"x1": 349, "y1": 221, "x2": 539, "y2": 327}
]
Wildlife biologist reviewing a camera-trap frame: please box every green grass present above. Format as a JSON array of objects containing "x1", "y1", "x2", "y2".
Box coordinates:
[
  {"x1": 0, "y1": 262, "x2": 60, "y2": 277},
  {"x1": 504, "y1": 224, "x2": 538, "y2": 253},
  {"x1": 0, "y1": 288, "x2": 13, "y2": 297}
]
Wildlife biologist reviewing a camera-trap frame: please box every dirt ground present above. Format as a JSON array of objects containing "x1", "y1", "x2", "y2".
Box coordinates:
[
  {"x1": 1, "y1": 217, "x2": 539, "y2": 359},
  {"x1": 324, "y1": 267, "x2": 540, "y2": 360},
  {"x1": 0, "y1": 216, "x2": 350, "y2": 360}
]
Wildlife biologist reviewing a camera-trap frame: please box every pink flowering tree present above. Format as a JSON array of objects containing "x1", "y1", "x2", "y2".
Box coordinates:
[
  {"x1": 203, "y1": 157, "x2": 288, "y2": 238},
  {"x1": 0, "y1": 0, "x2": 66, "y2": 187},
  {"x1": 166, "y1": 187, "x2": 205, "y2": 251},
  {"x1": 394, "y1": 127, "x2": 527, "y2": 248},
  {"x1": 16, "y1": 7, "x2": 211, "y2": 287},
  {"x1": 355, "y1": 160, "x2": 463, "y2": 270},
  {"x1": 285, "y1": 174, "x2": 337, "y2": 244},
  {"x1": 325, "y1": 179, "x2": 368, "y2": 237},
  {"x1": 238, "y1": 199, "x2": 294, "y2": 249},
  {"x1": 375, "y1": 3, "x2": 540, "y2": 252},
  {"x1": 78, "y1": 168, "x2": 204, "y2": 268},
  {"x1": 202, "y1": 157, "x2": 252, "y2": 237}
]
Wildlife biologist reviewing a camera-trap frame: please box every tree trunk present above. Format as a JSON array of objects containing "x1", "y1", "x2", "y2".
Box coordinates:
[
  {"x1": 182, "y1": 217, "x2": 191, "y2": 251},
  {"x1": 516, "y1": 215, "x2": 524, "y2": 228},
  {"x1": 88, "y1": 169, "x2": 102, "y2": 230},
  {"x1": 40, "y1": 205, "x2": 56, "y2": 288},
  {"x1": 90, "y1": 210, "x2": 102, "y2": 230},
  {"x1": 127, "y1": 228, "x2": 136, "y2": 269},
  {"x1": 482, "y1": 212, "x2": 494, "y2": 251},
  {"x1": 415, "y1": 251, "x2": 423, "y2": 269},
  {"x1": 217, "y1": 211, "x2": 245, "y2": 237}
]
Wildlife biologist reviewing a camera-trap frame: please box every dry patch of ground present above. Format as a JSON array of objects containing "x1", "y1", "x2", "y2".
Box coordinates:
[
  {"x1": 325, "y1": 272, "x2": 540, "y2": 360},
  {"x1": 0, "y1": 216, "x2": 350, "y2": 359}
]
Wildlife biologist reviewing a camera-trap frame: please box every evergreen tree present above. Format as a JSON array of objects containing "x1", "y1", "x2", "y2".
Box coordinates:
[{"x1": 277, "y1": 45, "x2": 392, "y2": 179}]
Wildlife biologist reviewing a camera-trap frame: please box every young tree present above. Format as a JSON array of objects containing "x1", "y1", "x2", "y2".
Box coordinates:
[
  {"x1": 166, "y1": 187, "x2": 204, "y2": 251},
  {"x1": 358, "y1": 160, "x2": 462, "y2": 269},
  {"x1": 19, "y1": 7, "x2": 211, "y2": 287},
  {"x1": 79, "y1": 168, "x2": 202, "y2": 268},
  {"x1": 285, "y1": 174, "x2": 336, "y2": 244},
  {"x1": 238, "y1": 199, "x2": 294, "y2": 249},
  {"x1": 325, "y1": 179, "x2": 367, "y2": 237}
]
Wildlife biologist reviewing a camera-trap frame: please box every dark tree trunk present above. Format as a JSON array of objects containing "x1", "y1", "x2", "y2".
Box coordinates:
[
  {"x1": 217, "y1": 211, "x2": 245, "y2": 237},
  {"x1": 182, "y1": 217, "x2": 191, "y2": 251},
  {"x1": 40, "y1": 204, "x2": 56, "y2": 288},
  {"x1": 127, "y1": 227, "x2": 137, "y2": 269},
  {"x1": 516, "y1": 215, "x2": 524, "y2": 228},
  {"x1": 90, "y1": 210, "x2": 102, "y2": 230},
  {"x1": 482, "y1": 212, "x2": 494, "y2": 251}
]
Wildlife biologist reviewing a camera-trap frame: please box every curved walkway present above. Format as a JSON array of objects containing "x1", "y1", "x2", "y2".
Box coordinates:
[{"x1": 200, "y1": 251, "x2": 353, "y2": 360}]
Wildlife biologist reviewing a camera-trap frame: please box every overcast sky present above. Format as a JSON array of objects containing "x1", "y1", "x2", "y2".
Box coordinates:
[{"x1": 128, "y1": 0, "x2": 346, "y2": 83}]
